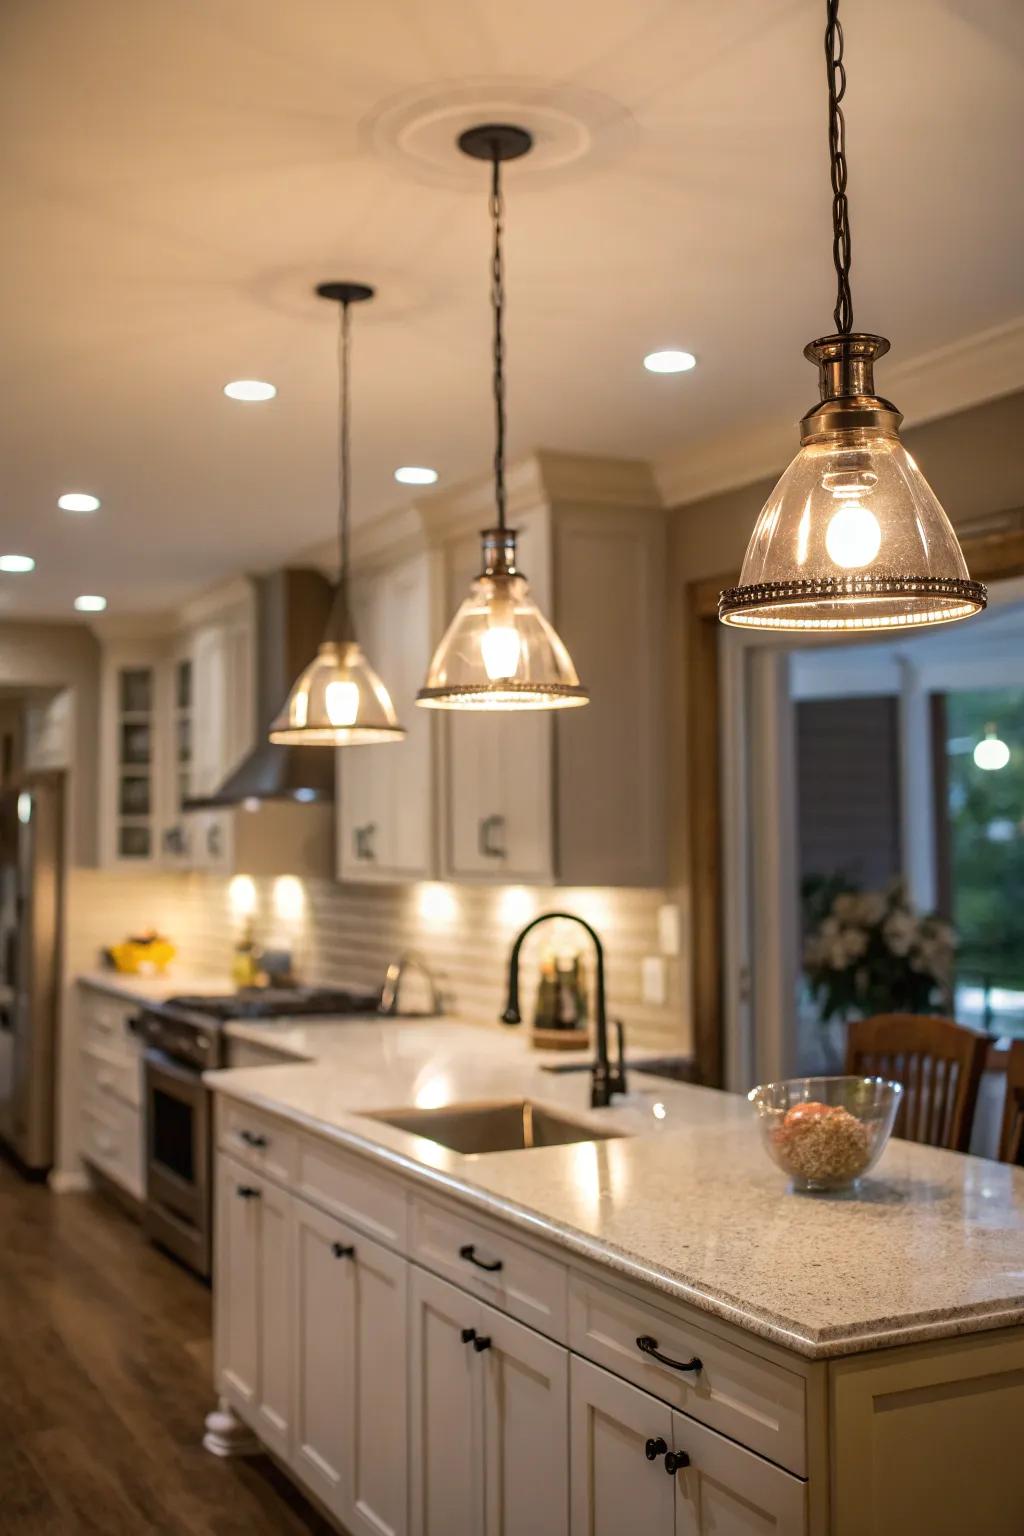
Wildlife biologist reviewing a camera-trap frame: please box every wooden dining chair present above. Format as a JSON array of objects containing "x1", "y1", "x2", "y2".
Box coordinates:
[
  {"x1": 998, "y1": 1039, "x2": 1024, "y2": 1166},
  {"x1": 845, "y1": 1014, "x2": 987, "y2": 1153}
]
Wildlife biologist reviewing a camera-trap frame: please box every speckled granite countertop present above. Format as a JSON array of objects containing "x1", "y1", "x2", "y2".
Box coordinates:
[
  {"x1": 77, "y1": 969, "x2": 230, "y2": 1004},
  {"x1": 205, "y1": 1018, "x2": 1024, "y2": 1360}
]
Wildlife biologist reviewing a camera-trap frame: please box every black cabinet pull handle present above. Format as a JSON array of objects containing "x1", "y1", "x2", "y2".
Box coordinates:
[
  {"x1": 472, "y1": 1335, "x2": 492, "y2": 1353},
  {"x1": 636, "y1": 1336, "x2": 702, "y2": 1373},
  {"x1": 460, "y1": 1327, "x2": 477, "y2": 1344},
  {"x1": 478, "y1": 814, "x2": 506, "y2": 859},
  {"x1": 236, "y1": 1185, "x2": 260, "y2": 1200},
  {"x1": 664, "y1": 1450, "x2": 690, "y2": 1475},
  {"x1": 645, "y1": 1437, "x2": 668, "y2": 1462},
  {"x1": 240, "y1": 1130, "x2": 268, "y2": 1148},
  {"x1": 459, "y1": 1243, "x2": 503, "y2": 1273},
  {"x1": 331, "y1": 1242, "x2": 355, "y2": 1259}
]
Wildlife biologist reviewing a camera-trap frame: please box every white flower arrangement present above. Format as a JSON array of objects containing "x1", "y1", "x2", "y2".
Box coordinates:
[{"x1": 803, "y1": 878, "x2": 956, "y2": 1023}]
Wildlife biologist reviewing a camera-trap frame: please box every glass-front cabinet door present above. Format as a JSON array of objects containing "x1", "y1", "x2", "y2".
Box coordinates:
[{"x1": 115, "y1": 664, "x2": 156, "y2": 861}]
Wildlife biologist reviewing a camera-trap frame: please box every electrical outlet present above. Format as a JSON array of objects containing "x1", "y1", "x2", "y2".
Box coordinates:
[
  {"x1": 642, "y1": 955, "x2": 667, "y2": 1006},
  {"x1": 657, "y1": 903, "x2": 680, "y2": 957}
]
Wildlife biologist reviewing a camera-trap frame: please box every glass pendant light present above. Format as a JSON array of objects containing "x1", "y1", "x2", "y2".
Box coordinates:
[
  {"x1": 719, "y1": 0, "x2": 986, "y2": 633},
  {"x1": 270, "y1": 283, "x2": 405, "y2": 746},
  {"x1": 417, "y1": 125, "x2": 588, "y2": 711}
]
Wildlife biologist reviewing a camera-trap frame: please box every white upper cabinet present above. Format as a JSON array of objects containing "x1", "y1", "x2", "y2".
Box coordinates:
[
  {"x1": 338, "y1": 551, "x2": 436, "y2": 883},
  {"x1": 434, "y1": 459, "x2": 667, "y2": 888},
  {"x1": 441, "y1": 514, "x2": 554, "y2": 883},
  {"x1": 188, "y1": 597, "x2": 256, "y2": 873},
  {"x1": 99, "y1": 641, "x2": 171, "y2": 868},
  {"x1": 97, "y1": 582, "x2": 256, "y2": 871}
]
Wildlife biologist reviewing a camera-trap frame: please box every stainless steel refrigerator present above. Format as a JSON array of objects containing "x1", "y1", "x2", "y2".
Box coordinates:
[{"x1": 0, "y1": 776, "x2": 63, "y2": 1173}]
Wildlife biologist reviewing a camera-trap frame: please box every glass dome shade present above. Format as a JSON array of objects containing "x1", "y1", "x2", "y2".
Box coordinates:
[
  {"x1": 417, "y1": 571, "x2": 588, "y2": 710},
  {"x1": 719, "y1": 337, "x2": 985, "y2": 632},
  {"x1": 269, "y1": 640, "x2": 405, "y2": 745}
]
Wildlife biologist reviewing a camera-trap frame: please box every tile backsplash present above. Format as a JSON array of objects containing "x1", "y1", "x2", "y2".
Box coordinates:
[{"x1": 66, "y1": 868, "x2": 687, "y2": 1053}]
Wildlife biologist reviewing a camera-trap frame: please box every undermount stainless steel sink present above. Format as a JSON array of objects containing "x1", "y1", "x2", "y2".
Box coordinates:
[{"x1": 364, "y1": 1099, "x2": 628, "y2": 1155}]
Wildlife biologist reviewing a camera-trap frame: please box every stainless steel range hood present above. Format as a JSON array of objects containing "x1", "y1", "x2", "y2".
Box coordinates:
[{"x1": 184, "y1": 569, "x2": 336, "y2": 810}]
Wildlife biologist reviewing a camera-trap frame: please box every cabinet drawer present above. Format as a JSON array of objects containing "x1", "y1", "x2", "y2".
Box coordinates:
[
  {"x1": 82, "y1": 1094, "x2": 143, "y2": 1199},
  {"x1": 295, "y1": 1134, "x2": 409, "y2": 1252},
  {"x1": 79, "y1": 989, "x2": 139, "y2": 1061},
  {"x1": 411, "y1": 1195, "x2": 567, "y2": 1342},
  {"x1": 219, "y1": 1100, "x2": 296, "y2": 1186},
  {"x1": 568, "y1": 1272, "x2": 806, "y2": 1476},
  {"x1": 81, "y1": 1043, "x2": 141, "y2": 1109}
]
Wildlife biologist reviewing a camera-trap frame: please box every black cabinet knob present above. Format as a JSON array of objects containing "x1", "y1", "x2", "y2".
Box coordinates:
[
  {"x1": 645, "y1": 1437, "x2": 668, "y2": 1462},
  {"x1": 240, "y1": 1129, "x2": 268, "y2": 1148},
  {"x1": 236, "y1": 1185, "x2": 260, "y2": 1200},
  {"x1": 664, "y1": 1450, "x2": 690, "y2": 1475},
  {"x1": 331, "y1": 1242, "x2": 356, "y2": 1259},
  {"x1": 472, "y1": 1335, "x2": 492, "y2": 1353},
  {"x1": 460, "y1": 1327, "x2": 477, "y2": 1344}
]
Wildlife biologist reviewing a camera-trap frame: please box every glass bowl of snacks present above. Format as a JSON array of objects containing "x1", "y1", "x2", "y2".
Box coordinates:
[{"x1": 747, "y1": 1076, "x2": 902, "y2": 1192}]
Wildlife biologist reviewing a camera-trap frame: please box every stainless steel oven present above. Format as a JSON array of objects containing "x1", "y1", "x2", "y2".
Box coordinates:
[
  {"x1": 144, "y1": 1046, "x2": 213, "y2": 1277},
  {"x1": 139, "y1": 984, "x2": 380, "y2": 1278}
]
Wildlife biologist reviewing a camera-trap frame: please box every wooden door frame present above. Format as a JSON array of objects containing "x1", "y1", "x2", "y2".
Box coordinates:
[{"x1": 686, "y1": 525, "x2": 1024, "y2": 1088}]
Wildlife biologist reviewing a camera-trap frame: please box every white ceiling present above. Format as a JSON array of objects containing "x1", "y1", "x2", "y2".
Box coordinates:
[{"x1": 2, "y1": 0, "x2": 1023, "y2": 620}]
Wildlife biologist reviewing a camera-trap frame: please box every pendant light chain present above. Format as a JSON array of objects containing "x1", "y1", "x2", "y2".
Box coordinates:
[
  {"x1": 825, "y1": 0, "x2": 853, "y2": 335},
  {"x1": 489, "y1": 145, "x2": 508, "y2": 531},
  {"x1": 337, "y1": 297, "x2": 352, "y2": 589}
]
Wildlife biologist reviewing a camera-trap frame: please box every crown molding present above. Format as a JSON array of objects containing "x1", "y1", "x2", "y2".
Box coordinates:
[
  {"x1": 176, "y1": 574, "x2": 256, "y2": 630},
  {"x1": 657, "y1": 315, "x2": 1024, "y2": 510},
  {"x1": 341, "y1": 450, "x2": 664, "y2": 563},
  {"x1": 87, "y1": 611, "x2": 178, "y2": 643}
]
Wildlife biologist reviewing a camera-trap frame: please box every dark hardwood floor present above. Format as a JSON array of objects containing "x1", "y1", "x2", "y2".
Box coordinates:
[{"x1": 0, "y1": 1157, "x2": 334, "y2": 1535}]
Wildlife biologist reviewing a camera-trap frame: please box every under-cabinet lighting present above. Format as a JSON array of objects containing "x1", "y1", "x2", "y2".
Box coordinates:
[
  {"x1": 228, "y1": 874, "x2": 258, "y2": 919},
  {"x1": 416, "y1": 883, "x2": 458, "y2": 927},
  {"x1": 497, "y1": 886, "x2": 536, "y2": 929},
  {"x1": 59, "y1": 492, "x2": 101, "y2": 512},
  {"x1": 273, "y1": 875, "x2": 305, "y2": 923}
]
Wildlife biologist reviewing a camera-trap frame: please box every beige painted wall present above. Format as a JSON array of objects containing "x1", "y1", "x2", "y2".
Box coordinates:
[
  {"x1": 670, "y1": 386, "x2": 1024, "y2": 588},
  {"x1": 665, "y1": 386, "x2": 1024, "y2": 1042}
]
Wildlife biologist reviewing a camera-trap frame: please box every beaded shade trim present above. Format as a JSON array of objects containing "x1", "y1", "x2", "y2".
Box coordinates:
[{"x1": 719, "y1": 575, "x2": 987, "y2": 632}]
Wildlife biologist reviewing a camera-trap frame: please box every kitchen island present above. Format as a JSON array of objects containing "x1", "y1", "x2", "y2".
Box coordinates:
[{"x1": 204, "y1": 1017, "x2": 1024, "y2": 1536}]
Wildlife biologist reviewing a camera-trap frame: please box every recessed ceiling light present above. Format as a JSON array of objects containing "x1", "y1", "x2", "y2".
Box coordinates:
[
  {"x1": 58, "y1": 492, "x2": 101, "y2": 513},
  {"x1": 0, "y1": 555, "x2": 35, "y2": 573},
  {"x1": 394, "y1": 466, "x2": 439, "y2": 486},
  {"x1": 224, "y1": 379, "x2": 277, "y2": 402},
  {"x1": 74, "y1": 594, "x2": 107, "y2": 612},
  {"x1": 643, "y1": 349, "x2": 697, "y2": 374}
]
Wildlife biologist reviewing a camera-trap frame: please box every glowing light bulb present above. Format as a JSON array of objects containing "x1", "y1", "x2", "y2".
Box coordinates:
[
  {"x1": 480, "y1": 624, "x2": 521, "y2": 682},
  {"x1": 974, "y1": 726, "x2": 1010, "y2": 772},
  {"x1": 325, "y1": 679, "x2": 359, "y2": 727},
  {"x1": 825, "y1": 502, "x2": 882, "y2": 569}
]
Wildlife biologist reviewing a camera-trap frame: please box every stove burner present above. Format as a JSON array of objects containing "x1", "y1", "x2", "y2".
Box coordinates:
[{"x1": 164, "y1": 985, "x2": 381, "y2": 1021}]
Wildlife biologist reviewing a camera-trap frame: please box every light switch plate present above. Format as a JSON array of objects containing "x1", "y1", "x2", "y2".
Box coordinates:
[{"x1": 642, "y1": 955, "x2": 667, "y2": 1007}]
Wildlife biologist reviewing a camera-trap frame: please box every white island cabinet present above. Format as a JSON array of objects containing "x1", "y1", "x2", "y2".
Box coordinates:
[
  {"x1": 409, "y1": 1265, "x2": 569, "y2": 1536},
  {"x1": 204, "y1": 1026, "x2": 1024, "y2": 1536}
]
